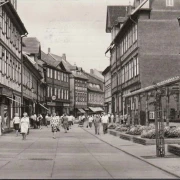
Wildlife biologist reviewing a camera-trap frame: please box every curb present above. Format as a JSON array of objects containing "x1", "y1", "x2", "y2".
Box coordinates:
[{"x1": 82, "y1": 127, "x2": 180, "y2": 179}]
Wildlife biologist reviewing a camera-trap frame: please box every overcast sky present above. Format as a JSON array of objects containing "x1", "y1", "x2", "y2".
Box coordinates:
[{"x1": 17, "y1": 0, "x2": 133, "y2": 72}]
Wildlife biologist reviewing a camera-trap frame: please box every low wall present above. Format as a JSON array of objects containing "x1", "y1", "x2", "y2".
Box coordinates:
[
  {"x1": 168, "y1": 144, "x2": 180, "y2": 156},
  {"x1": 108, "y1": 129, "x2": 180, "y2": 146}
]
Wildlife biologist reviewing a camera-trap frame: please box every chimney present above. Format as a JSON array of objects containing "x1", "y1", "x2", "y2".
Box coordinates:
[
  {"x1": 48, "y1": 48, "x2": 51, "y2": 54},
  {"x1": 90, "y1": 69, "x2": 94, "y2": 74},
  {"x1": 62, "y1": 53, "x2": 66, "y2": 61}
]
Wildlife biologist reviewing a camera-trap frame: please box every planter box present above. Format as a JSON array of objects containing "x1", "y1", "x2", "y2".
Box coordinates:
[
  {"x1": 133, "y1": 136, "x2": 155, "y2": 145},
  {"x1": 119, "y1": 133, "x2": 133, "y2": 141},
  {"x1": 168, "y1": 144, "x2": 180, "y2": 156}
]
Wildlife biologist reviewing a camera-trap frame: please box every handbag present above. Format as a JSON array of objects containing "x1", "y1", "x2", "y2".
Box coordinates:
[{"x1": 67, "y1": 126, "x2": 69, "y2": 131}]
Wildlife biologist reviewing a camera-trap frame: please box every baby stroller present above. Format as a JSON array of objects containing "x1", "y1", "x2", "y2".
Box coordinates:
[{"x1": 78, "y1": 119, "x2": 84, "y2": 127}]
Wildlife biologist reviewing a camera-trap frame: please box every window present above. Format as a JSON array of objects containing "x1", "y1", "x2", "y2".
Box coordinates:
[
  {"x1": 58, "y1": 89, "x2": 61, "y2": 99},
  {"x1": 50, "y1": 87, "x2": 53, "y2": 97},
  {"x1": 67, "y1": 90, "x2": 69, "y2": 100},
  {"x1": 66, "y1": 74, "x2": 69, "y2": 82},
  {"x1": 134, "y1": 55, "x2": 139, "y2": 76},
  {"x1": 47, "y1": 68, "x2": 49, "y2": 77},
  {"x1": 64, "y1": 73, "x2": 66, "y2": 82},
  {"x1": 166, "y1": 0, "x2": 174, "y2": 6},
  {"x1": 54, "y1": 70, "x2": 57, "y2": 79},
  {"x1": 54, "y1": 88, "x2": 57, "y2": 96},
  {"x1": 61, "y1": 89, "x2": 64, "y2": 99},
  {"x1": 57, "y1": 72, "x2": 60, "y2": 80},
  {"x1": 61, "y1": 72, "x2": 64, "y2": 81},
  {"x1": 47, "y1": 87, "x2": 50, "y2": 97}
]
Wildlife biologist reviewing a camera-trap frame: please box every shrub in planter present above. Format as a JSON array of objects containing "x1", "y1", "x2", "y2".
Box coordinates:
[
  {"x1": 115, "y1": 124, "x2": 131, "y2": 132},
  {"x1": 165, "y1": 127, "x2": 180, "y2": 138},
  {"x1": 108, "y1": 124, "x2": 117, "y2": 129},
  {"x1": 126, "y1": 125, "x2": 142, "y2": 135},
  {"x1": 141, "y1": 129, "x2": 156, "y2": 139}
]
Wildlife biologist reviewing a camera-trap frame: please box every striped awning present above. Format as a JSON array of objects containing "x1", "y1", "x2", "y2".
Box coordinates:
[{"x1": 78, "y1": 109, "x2": 85, "y2": 113}]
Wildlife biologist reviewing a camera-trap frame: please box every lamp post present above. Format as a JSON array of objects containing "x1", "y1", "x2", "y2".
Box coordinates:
[{"x1": 154, "y1": 85, "x2": 165, "y2": 157}]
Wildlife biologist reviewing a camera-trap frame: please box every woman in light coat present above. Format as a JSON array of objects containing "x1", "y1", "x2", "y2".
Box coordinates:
[{"x1": 20, "y1": 112, "x2": 29, "y2": 140}]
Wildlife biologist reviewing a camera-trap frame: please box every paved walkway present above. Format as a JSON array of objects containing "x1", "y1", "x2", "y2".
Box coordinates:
[
  {"x1": 83, "y1": 124, "x2": 180, "y2": 178},
  {"x1": 0, "y1": 124, "x2": 177, "y2": 179}
]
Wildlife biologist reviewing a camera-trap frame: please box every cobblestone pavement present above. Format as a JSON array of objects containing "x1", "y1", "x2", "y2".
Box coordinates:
[{"x1": 0, "y1": 124, "x2": 177, "y2": 179}]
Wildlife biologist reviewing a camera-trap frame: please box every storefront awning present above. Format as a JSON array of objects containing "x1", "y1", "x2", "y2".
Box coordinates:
[
  {"x1": 39, "y1": 103, "x2": 49, "y2": 111},
  {"x1": 7, "y1": 97, "x2": 23, "y2": 105},
  {"x1": 78, "y1": 109, "x2": 85, "y2": 113},
  {"x1": 89, "y1": 107, "x2": 104, "y2": 112}
]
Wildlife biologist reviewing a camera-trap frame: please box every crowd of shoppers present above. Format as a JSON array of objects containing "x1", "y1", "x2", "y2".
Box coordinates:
[{"x1": 77, "y1": 112, "x2": 123, "y2": 135}]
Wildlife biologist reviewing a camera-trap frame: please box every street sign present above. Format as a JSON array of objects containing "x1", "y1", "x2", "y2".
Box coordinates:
[{"x1": 52, "y1": 96, "x2": 56, "y2": 100}]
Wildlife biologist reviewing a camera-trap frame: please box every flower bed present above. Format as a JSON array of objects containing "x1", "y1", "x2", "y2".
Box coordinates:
[
  {"x1": 141, "y1": 126, "x2": 180, "y2": 139},
  {"x1": 126, "y1": 124, "x2": 155, "y2": 135},
  {"x1": 108, "y1": 124, "x2": 117, "y2": 129},
  {"x1": 115, "y1": 124, "x2": 131, "y2": 132}
]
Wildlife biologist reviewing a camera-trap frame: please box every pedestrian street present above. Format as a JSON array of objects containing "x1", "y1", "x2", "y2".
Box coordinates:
[{"x1": 0, "y1": 124, "x2": 177, "y2": 179}]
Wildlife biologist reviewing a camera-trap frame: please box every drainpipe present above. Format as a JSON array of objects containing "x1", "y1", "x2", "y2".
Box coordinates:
[{"x1": 21, "y1": 33, "x2": 28, "y2": 116}]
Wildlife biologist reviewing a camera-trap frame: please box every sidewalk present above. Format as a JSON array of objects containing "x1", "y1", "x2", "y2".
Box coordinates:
[{"x1": 82, "y1": 125, "x2": 180, "y2": 178}]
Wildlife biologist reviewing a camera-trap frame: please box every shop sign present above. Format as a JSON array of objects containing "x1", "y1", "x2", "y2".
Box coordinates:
[
  {"x1": 0, "y1": 87, "x2": 13, "y2": 97},
  {"x1": 47, "y1": 102, "x2": 56, "y2": 106},
  {"x1": 52, "y1": 96, "x2": 56, "y2": 100},
  {"x1": 63, "y1": 103, "x2": 70, "y2": 107}
]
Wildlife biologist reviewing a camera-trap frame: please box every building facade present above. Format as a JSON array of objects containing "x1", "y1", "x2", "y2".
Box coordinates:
[
  {"x1": 22, "y1": 53, "x2": 45, "y2": 116},
  {"x1": 106, "y1": 0, "x2": 180, "y2": 123},
  {"x1": 0, "y1": 0, "x2": 27, "y2": 131},
  {"x1": 70, "y1": 68, "x2": 88, "y2": 116},
  {"x1": 22, "y1": 37, "x2": 47, "y2": 116},
  {"x1": 82, "y1": 71, "x2": 104, "y2": 114},
  {"x1": 41, "y1": 51, "x2": 71, "y2": 115},
  {"x1": 102, "y1": 65, "x2": 111, "y2": 114}
]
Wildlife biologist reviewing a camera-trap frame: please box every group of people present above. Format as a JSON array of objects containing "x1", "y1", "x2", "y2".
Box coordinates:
[
  {"x1": 46, "y1": 113, "x2": 75, "y2": 139},
  {"x1": 78, "y1": 113, "x2": 121, "y2": 135},
  {"x1": 30, "y1": 114, "x2": 43, "y2": 129},
  {"x1": 12, "y1": 112, "x2": 30, "y2": 140},
  {"x1": 9, "y1": 112, "x2": 75, "y2": 140}
]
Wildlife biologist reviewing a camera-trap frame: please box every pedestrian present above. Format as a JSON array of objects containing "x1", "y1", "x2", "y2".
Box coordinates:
[
  {"x1": 20, "y1": 112, "x2": 30, "y2": 140},
  {"x1": 33, "y1": 113, "x2": 37, "y2": 129},
  {"x1": 88, "y1": 115, "x2": 93, "y2": 128},
  {"x1": 68, "y1": 114, "x2": 73, "y2": 129},
  {"x1": 62, "y1": 113, "x2": 69, "y2": 133},
  {"x1": 101, "y1": 113, "x2": 109, "y2": 134},
  {"x1": 12, "y1": 113, "x2": 20, "y2": 136},
  {"x1": 50, "y1": 112, "x2": 60, "y2": 139},
  {"x1": 37, "y1": 114, "x2": 43, "y2": 129},
  {"x1": 0, "y1": 115, "x2": 2, "y2": 136},
  {"x1": 111, "y1": 113, "x2": 114, "y2": 124},
  {"x1": 94, "y1": 114, "x2": 101, "y2": 135},
  {"x1": 115, "y1": 114, "x2": 120, "y2": 125},
  {"x1": 45, "y1": 114, "x2": 50, "y2": 128}
]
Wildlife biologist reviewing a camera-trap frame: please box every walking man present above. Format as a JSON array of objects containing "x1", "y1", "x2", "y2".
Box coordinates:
[
  {"x1": 102, "y1": 113, "x2": 109, "y2": 134},
  {"x1": 94, "y1": 114, "x2": 101, "y2": 135},
  {"x1": 62, "y1": 114, "x2": 69, "y2": 133}
]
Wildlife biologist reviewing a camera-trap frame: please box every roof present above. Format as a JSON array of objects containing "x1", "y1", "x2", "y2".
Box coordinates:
[
  {"x1": 110, "y1": 1, "x2": 150, "y2": 47},
  {"x1": 50, "y1": 53, "x2": 74, "y2": 71},
  {"x1": 88, "y1": 86, "x2": 104, "y2": 93},
  {"x1": 102, "y1": 65, "x2": 111, "y2": 75},
  {"x1": 5, "y1": 2, "x2": 27, "y2": 35},
  {"x1": 23, "y1": 37, "x2": 41, "y2": 54},
  {"x1": 106, "y1": 6, "x2": 128, "y2": 33},
  {"x1": 72, "y1": 72, "x2": 88, "y2": 80},
  {"x1": 83, "y1": 71, "x2": 104, "y2": 83},
  {"x1": 41, "y1": 51, "x2": 60, "y2": 67}
]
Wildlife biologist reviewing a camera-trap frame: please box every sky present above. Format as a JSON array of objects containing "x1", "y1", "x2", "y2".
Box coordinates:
[{"x1": 17, "y1": 0, "x2": 133, "y2": 72}]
